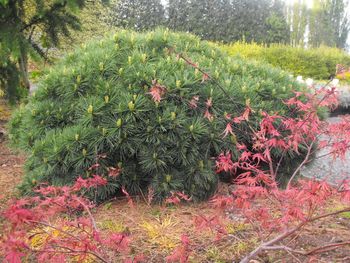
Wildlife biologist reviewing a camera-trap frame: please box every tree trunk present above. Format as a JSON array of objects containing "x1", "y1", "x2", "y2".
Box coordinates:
[{"x1": 18, "y1": 48, "x2": 30, "y2": 90}]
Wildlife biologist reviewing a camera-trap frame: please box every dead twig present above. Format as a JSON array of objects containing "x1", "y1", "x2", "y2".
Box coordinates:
[{"x1": 239, "y1": 207, "x2": 350, "y2": 263}]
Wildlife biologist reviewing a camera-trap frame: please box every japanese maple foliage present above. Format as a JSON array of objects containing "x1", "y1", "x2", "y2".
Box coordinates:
[
  {"x1": 165, "y1": 234, "x2": 191, "y2": 263},
  {"x1": 0, "y1": 174, "x2": 141, "y2": 263},
  {"x1": 210, "y1": 85, "x2": 350, "y2": 261}
]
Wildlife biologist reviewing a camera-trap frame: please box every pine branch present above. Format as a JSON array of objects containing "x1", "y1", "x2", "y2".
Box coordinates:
[{"x1": 21, "y1": 1, "x2": 68, "y2": 32}]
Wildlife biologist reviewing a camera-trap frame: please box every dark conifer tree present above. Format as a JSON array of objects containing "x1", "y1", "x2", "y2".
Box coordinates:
[
  {"x1": 110, "y1": 0, "x2": 165, "y2": 31},
  {"x1": 0, "y1": 0, "x2": 101, "y2": 102},
  {"x1": 167, "y1": 0, "x2": 191, "y2": 32}
]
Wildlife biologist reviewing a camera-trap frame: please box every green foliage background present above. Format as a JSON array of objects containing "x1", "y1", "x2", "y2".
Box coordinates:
[
  {"x1": 9, "y1": 29, "x2": 304, "y2": 202},
  {"x1": 111, "y1": 0, "x2": 289, "y2": 44},
  {"x1": 222, "y1": 42, "x2": 350, "y2": 80}
]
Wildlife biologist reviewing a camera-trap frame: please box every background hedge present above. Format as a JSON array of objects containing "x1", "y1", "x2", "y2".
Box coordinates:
[{"x1": 222, "y1": 42, "x2": 350, "y2": 80}]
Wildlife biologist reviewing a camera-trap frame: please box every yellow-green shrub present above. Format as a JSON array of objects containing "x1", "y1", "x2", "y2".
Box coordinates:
[
  {"x1": 222, "y1": 42, "x2": 350, "y2": 80},
  {"x1": 337, "y1": 71, "x2": 350, "y2": 83}
]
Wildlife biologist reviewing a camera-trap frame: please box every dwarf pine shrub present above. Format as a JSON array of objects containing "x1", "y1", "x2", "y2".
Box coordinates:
[{"x1": 9, "y1": 29, "x2": 305, "y2": 202}]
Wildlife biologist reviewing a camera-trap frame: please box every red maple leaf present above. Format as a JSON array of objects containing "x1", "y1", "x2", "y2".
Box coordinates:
[
  {"x1": 222, "y1": 123, "x2": 234, "y2": 138},
  {"x1": 5, "y1": 251, "x2": 25, "y2": 263},
  {"x1": 189, "y1": 96, "x2": 199, "y2": 109},
  {"x1": 216, "y1": 152, "x2": 235, "y2": 173},
  {"x1": 148, "y1": 80, "x2": 167, "y2": 103},
  {"x1": 108, "y1": 166, "x2": 121, "y2": 177}
]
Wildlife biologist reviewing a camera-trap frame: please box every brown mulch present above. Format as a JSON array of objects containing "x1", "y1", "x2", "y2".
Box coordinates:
[
  {"x1": 0, "y1": 138, "x2": 25, "y2": 202},
  {"x1": 0, "y1": 100, "x2": 26, "y2": 204},
  {"x1": 0, "y1": 121, "x2": 26, "y2": 206}
]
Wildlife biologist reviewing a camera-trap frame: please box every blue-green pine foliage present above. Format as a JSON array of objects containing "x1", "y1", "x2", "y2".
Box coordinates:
[{"x1": 9, "y1": 29, "x2": 305, "y2": 202}]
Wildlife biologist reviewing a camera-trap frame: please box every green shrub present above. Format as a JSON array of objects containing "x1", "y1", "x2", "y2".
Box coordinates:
[
  {"x1": 9, "y1": 29, "x2": 305, "y2": 202},
  {"x1": 222, "y1": 42, "x2": 350, "y2": 80}
]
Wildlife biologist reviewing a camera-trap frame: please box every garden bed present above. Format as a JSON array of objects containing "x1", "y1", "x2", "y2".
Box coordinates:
[{"x1": 1, "y1": 114, "x2": 350, "y2": 262}]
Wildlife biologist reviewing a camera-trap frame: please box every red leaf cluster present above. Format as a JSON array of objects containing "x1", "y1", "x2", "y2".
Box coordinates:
[
  {"x1": 0, "y1": 175, "x2": 133, "y2": 263},
  {"x1": 148, "y1": 79, "x2": 167, "y2": 103},
  {"x1": 165, "y1": 191, "x2": 191, "y2": 205}
]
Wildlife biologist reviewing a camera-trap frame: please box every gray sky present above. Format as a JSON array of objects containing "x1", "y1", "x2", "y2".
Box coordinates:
[{"x1": 286, "y1": 0, "x2": 313, "y2": 8}]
